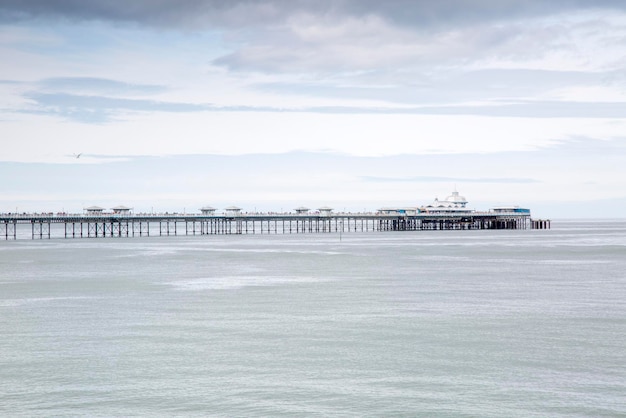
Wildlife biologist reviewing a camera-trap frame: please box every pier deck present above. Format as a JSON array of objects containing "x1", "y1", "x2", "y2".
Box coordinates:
[{"x1": 0, "y1": 211, "x2": 544, "y2": 240}]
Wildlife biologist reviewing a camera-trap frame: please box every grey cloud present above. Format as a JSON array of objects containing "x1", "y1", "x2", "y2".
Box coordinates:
[
  {"x1": 39, "y1": 78, "x2": 167, "y2": 96},
  {"x1": 19, "y1": 89, "x2": 626, "y2": 123},
  {"x1": 2, "y1": 0, "x2": 625, "y2": 29},
  {"x1": 0, "y1": 0, "x2": 296, "y2": 28},
  {"x1": 19, "y1": 91, "x2": 283, "y2": 123},
  {"x1": 210, "y1": 11, "x2": 618, "y2": 75},
  {"x1": 4, "y1": 1, "x2": 624, "y2": 80},
  {"x1": 22, "y1": 92, "x2": 210, "y2": 123},
  {"x1": 340, "y1": 0, "x2": 626, "y2": 29}
]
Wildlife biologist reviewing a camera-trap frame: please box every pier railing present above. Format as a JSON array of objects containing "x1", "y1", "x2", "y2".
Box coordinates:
[{"x1": 0, "y1": 211, "x2": 540, "y2": 240}]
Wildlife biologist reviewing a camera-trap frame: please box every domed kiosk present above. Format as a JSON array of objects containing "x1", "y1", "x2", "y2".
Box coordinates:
[{"x1": 423, "y1": 189, "x2": 470, "y2": 212}]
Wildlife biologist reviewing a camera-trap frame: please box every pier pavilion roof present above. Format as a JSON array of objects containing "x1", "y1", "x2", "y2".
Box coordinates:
[
  {"x1": 84, "y1": 206, "x2": 104, "y2": 212},
  {"x1": 426, "y1": 189, "x2": 468, "y2": 209},
  {"x1": 444, "y1": 190, "x2": 467, "y2": 205},
  {"x1": 111, "y1": 205, "x2": 132, "y2": 212}
]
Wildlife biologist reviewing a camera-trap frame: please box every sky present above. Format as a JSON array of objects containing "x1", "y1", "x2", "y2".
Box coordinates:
[{"x1": 1, "y1": 0, "x2": 626, "y2": 218}]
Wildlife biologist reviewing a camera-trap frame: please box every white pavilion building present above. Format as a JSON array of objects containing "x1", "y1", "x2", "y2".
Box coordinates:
[{"x1": 422, "y1": 190, "x2": 471, "y2": 213}]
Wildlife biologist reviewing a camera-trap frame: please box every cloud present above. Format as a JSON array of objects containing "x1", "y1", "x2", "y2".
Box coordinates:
[
  {"x1": 38, "y1": 77, "x2": 166, "y2": 96},
  {"x1": 381, "y1": 101, "x2": 626, "y2": 118},
  {"x1": 4, "y1": 1, "x2": 626, "y2": 100},
  {"x1": 360, "y1": 175, "x2": 539, "y2": 183},
  {"x1": 16, "y1": 85, "x2": 626, "y2": 123},
  {"x1": 256, "y1": 68, "x2": 623, "y2": 108},
  {"x1": 0, "y1": 0, "x2": 292, "y2": 28},
  {"x1": 2, "y1": 1, "x2": 626, "y2": 29},
  {"x1": 213, "y1": 10, "x2": 626, "y2": 76},
  {"x1": 21, "y1": 92, "x2": 210, "y2": 123},
  {"x1": 19, "y1": 93, "x2": 626, "y2": 124}
]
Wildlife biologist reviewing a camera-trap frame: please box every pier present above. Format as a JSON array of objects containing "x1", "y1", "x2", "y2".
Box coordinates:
[
  {"x1": 0, "y1": 210, "x2": 543, "y2": 240},
  {"x1": 1, "y1": 190, "x2": 551, "y2": 240}
]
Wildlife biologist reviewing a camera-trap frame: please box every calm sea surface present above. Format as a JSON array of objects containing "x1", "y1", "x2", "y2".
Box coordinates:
[{"x1": 1, "y1": 220, "x2": 625, "y2": 417}]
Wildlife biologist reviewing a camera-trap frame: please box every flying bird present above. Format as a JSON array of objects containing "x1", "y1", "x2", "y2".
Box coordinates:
[{"x1": 73, "y1": 153, "x2": 82, "y2": 159}]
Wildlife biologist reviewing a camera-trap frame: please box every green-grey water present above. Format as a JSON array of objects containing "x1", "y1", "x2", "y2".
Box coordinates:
[{"x1": 1, "y1": 220, "x2": 625, "y2": 417}]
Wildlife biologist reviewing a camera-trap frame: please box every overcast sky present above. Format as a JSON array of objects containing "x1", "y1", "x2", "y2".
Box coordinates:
[{"x1": 1, "y1": 0, "x2": 625, "y2": 217}]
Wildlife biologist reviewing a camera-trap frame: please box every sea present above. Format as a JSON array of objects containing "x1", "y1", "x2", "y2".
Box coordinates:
[{"x1": 0, "y1": 219, "x2": 624, "y2": 417}]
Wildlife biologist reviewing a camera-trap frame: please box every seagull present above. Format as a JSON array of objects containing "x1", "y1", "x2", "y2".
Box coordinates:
[{"x1": 73, "y1": 153, "x2": 82, "y2": 159}]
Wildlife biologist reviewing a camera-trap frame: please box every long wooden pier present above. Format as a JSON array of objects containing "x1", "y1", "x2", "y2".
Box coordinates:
[{"x1": 0, "y1": 211, "x2": 546, "y2": 240}]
